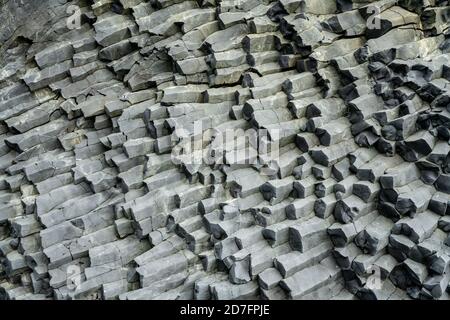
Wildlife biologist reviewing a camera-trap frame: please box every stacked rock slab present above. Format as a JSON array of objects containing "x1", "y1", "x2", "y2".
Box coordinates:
[{"x1": 0, "y1": 0, "x2": 449, "y2": 300}]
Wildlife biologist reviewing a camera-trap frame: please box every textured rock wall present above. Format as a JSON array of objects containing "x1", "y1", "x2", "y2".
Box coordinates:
[{"x1": 0, "y1": 0, "x2": 449, "y2": 300}]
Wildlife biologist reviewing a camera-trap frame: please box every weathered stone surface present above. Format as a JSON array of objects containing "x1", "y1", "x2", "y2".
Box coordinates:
[{"x1": 0, "y1": 0, "x2": 448, "y2": 302}]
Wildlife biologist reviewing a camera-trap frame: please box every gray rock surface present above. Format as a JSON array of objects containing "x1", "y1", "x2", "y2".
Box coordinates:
[{"x1": 0, "y1": 0, "x2": 449, "y2": 301}]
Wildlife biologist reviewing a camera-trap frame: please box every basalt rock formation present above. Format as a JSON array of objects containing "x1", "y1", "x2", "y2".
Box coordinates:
[{"x1": 0, "y1": 0, "x2": 449, "y2": 300}]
